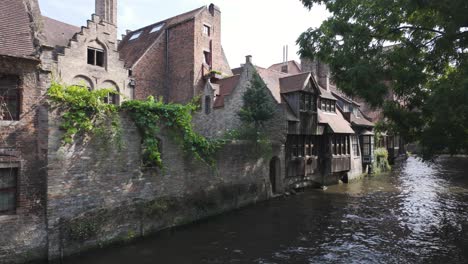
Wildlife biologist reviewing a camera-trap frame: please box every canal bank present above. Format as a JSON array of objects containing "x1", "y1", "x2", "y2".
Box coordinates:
[{"x1": 60, "y1": 156, "x2": 468, "y2": 264}]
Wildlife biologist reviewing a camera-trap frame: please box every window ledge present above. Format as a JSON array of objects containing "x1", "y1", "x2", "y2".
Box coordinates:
[
  {"x1": 0, "y1": 214, "x2": 19, "y2": 222},
  {"x1": 0, "y1": 120, "x2": 20, "y2": 126}
]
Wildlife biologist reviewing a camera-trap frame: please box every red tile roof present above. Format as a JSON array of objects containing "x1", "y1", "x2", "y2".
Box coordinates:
[
  {"x1": 42, "y1": 16, "x2": 80, "y2": 48},
  {"x1": 213, "y1": 75, "x2": 241, "y2": 108},
  {"x1": 268, "y1": 60, "x2": 302, "y2": 74},
  {"x1": 118, "y1": 6, "x2": 205, "y2": 68},
  {"x1": 0, "y1": 0, "x2": 35, "y2": 58}
]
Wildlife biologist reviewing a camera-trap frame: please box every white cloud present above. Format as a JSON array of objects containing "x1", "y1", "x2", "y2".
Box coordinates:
[{"x1": 38, "y1": 0, "x2": 328, "y2": 68}]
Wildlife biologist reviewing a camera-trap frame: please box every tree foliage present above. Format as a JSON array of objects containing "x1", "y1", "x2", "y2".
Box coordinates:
[
  {"x1": 238, "y1": 72, "x2": 276, "y2": 129},
  {"x1": 297, "y1": 0, "x2": 468, "y2": 159}
]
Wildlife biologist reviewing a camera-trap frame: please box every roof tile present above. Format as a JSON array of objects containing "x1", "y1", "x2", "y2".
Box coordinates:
[{"x1": 0, "y1": 0, "x2": 35, "y2": 58}]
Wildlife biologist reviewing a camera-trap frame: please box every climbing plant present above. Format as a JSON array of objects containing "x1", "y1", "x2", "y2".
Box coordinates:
[
  {"x1": 373, "y1": 147, "x2": 391, "y2": 174},
  {"x1": 47, "y1": 82, "x2": 120, "y2": 144},
  {"x1": 121, "y1": 96, "x2": 222, "y2": 168}
]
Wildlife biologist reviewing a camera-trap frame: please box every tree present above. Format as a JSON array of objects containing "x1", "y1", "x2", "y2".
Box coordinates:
[
  {"x1": 238, "y1": 72, "x2": 276, "y2": 131},
  {"x1": 297, "y1": 0, "x2": 468, "y2": 159}
]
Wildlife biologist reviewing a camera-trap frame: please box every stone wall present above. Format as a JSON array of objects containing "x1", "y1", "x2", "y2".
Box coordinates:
[
  {"x1": 0, "y1": 56, "x2": 49, "y2": 264},
  {"x1": 46, "y1": 112, "x2": 279, "y2": 261}
]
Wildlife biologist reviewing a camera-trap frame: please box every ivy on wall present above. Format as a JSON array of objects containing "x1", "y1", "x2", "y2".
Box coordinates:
[
  {"x1": 121, "y1": 96, "x2": 222, "y2": 168},
  {"x1": 47, "y1": 82, "x2": 120, "y2": 144},
  {"x1": 48, "y1": 83, "x2": 221, "y2": 168}
]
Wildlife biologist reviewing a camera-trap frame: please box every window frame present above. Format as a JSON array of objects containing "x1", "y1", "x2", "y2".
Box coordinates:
[
  {"x1": 0, "y1": 75, "x2": 20, "y2": 121},
  {"x1": 0, "y1": 167, "x2": 18, "y2": 215},
  {"x1": 203, "y1": 24, "x2": 211, "y2": 36},
  {"x1": 87, "y1": 47, "x2": 105, "y2": 67}
]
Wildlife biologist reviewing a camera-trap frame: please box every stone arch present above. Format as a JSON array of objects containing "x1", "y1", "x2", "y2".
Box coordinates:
[
  {"x1": 101, "y1": 80, "x2": 120, "y2": 105},
  {"x1": 72, "y1": 75, "x2": 94, "y2": 90},
  {"x1": 269, "y1": 156, "x2": 281, "y2": 194}
]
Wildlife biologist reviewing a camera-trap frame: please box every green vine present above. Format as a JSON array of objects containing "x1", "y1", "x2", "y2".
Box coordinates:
[
  {"x1": 121, "y1": 96, "x2": 222, "y2": 168},
  {"x1": 47, "y1": 82, "x2": 120, "y2": 144}
]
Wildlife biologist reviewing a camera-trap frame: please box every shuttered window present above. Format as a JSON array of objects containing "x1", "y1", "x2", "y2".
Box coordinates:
[
  {"x1": 0, "y1": 168, "x2": 17, "y2": 214},
  {"x1": 0, "y1": 76, "x2": 20, "y2": 121}
]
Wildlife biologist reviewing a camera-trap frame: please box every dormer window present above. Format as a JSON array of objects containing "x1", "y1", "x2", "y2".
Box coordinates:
[
  {"x1": 319, "y1": 98, "x2": 336, "y2": 113},
  {"x1": 150, "y1": 23, "x2": 164, "y2": 33},
  {"x1": 203, "y1": 25, "x2": 211, "y2": 36},
  {"x1": 129, "y1": 31, "x2": 142, "y2": 41},
  {"x1": 87, "y1": 48, "x2": 105, "y2": 67}
]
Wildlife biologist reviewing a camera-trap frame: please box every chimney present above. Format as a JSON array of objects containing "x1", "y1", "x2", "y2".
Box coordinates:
[
  {"x1": 96, "y1": 0, "x2": 117, "y2": 25},
  {"x1": 317, "y1": 62, "x2": 330, "y2": 90},
  {"x1": 281, "y1": 45, "x2": 289, "y2": 73},
  {"x1": 246, "y1": 55, "x2": 253, "y2": 64},
  {"x1": 209, "y1": 4, "x2": 220, "y2": 16}
]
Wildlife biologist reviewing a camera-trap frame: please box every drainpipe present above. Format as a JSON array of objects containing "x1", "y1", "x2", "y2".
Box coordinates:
[{"x1": 164, "y1": 28, "x2": 170, "y2": 102}]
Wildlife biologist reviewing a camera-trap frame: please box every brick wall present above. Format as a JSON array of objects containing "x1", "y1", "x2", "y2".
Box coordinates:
[
  {"x1": 0, "y1": 56, "x2": 49, "y2": 264},
  {"x1": 45, "y1": 112, "x2": 280, "y2": 261},
  {"x1": 132, "y1": 5, "x2": 232, "y2": 104}
]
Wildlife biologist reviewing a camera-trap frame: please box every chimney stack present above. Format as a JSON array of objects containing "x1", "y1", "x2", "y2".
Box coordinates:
[{"x1": 246, "y1": 55, "x2": 252, "y2": 64}]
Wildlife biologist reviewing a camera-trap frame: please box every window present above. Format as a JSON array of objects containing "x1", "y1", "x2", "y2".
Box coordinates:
[
  {"x1": 203, "y1": 25, "x2": 211, "y2": 36},
  {"x1": 150, "y1": 23, "x2": 164, "y2": 33},
  {"x1": 352, "y1": 136, "x2": 360, "y2": 156},
  {"x1": 0, "y1": 168, "x2": 17, "y2": 214},
  {"x1": 129, "y1": 31, "x2": 142, "y2": 41},
  {"x1": 204, "y1": 51, "x2": 211, "y2": 66},
  {"x1": 104, "y1": 93, "x2": 119, "y2": 105},
  {"x1": 0, "y1": 76, "x2": 20, "y2": 121},
  {"x1": 205, "y1": 96, "x2": 211, "y2": 114},
  {"x1": 319, "y1": 98, "x2": 336, "y2": 113},
  {"x1": 332, "y1": 135, "x2": 350, "y2": 155},
  {"x1": 362, "y1": 135, "x2": 371, "y2": 156},
  {"x1": 87, "y1": 48, "x2": 105, "y2": 67},
  {"x1": 300, "y1": 93, "x2": 315, "y2": 112}
]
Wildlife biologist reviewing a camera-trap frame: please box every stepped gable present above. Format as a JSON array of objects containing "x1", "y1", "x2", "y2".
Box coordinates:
[
  {"x1": 118, "y1": 6, "x2": 205, "y2": 68},
  {"x1": 0, "y1": 0, "x2": 35, "y2": 58}
]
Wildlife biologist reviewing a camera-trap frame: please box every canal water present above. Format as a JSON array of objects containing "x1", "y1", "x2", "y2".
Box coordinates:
[{"x1": 64, "y1": 156, "x2": 468, "y2": 264}]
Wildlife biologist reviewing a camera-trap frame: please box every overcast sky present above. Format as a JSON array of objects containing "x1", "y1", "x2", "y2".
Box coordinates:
[{"x1": 38, "y1": 0, "x2": 329, "y2": 68}]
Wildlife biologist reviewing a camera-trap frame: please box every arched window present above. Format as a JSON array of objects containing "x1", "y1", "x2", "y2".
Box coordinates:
[
  {"x1": 205, "y1": 95, "x2": 211, "y2": 114},
  {"x1": 87, "y1": 40, "x2": 106, "y2": 68},
  {"x1": 101, "y1": 80, "x2": 120, "y2": 105},
  {"x1": 72, "y1": 75, "x2": 94, "y2": 91}
]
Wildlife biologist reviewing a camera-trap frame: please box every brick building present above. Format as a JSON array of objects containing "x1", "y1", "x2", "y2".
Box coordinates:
[
  {"x1": 118, "y1": 4, "x2": 232, "y2": 103},
  {"x1": 0, "y1": 0, "x2": 50, "y2": 262}
]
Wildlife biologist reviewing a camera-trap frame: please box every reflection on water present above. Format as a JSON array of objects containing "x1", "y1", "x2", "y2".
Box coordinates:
[{"x1": 65, "y1": 156, "x2": 468, "y2": 264}]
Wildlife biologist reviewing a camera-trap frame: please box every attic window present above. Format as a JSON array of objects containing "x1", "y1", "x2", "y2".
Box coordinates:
[
  {"x1": 129, "y1": 31, "x2": 142, "y2": 41},
  {"x1": 87, "y1": 48, "x2": 105, "y2": 67},
  {"x1": 150, "y1": 24, "x2": 164, "y2": 33},
  {"x1": 203, "y1": 25, "x2": 211, "y2": 36}
]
